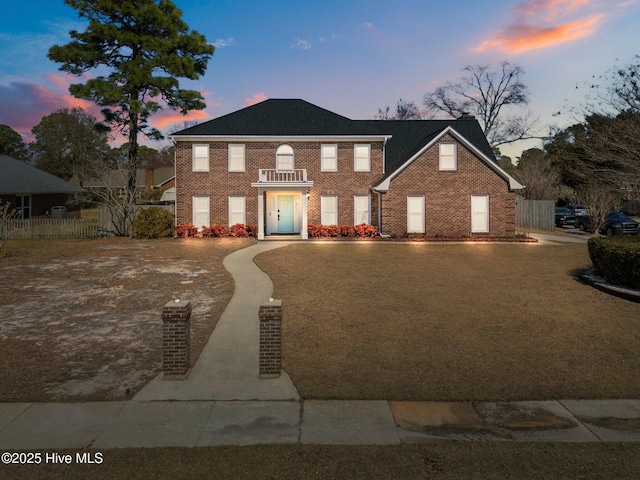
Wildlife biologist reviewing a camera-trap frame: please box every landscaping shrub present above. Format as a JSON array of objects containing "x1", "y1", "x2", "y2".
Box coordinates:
[
  {"x1": 588, "y1": 236, "x2": 640, "y2": 289},
  {"x1": 132, "y1": 207, "x2": 174, "y2": 239},
  {"x1": 174, "y1": 223, "x2": 198, "y2": 238},
  {"x1": 354, "y1": 223, "x2": 378, "y2": 237},
  {"x1": 340, "y1": 225, "x2": 354, "y2": 237},
  {"x1": 228, "y1": 223, "x2": 248, "y2": 237},
  {"x1": 308, "y1": 223, "x2": 377, "y2": 238},
  {"x1": 202, "y1": 224, "x2": 226, "y2": 237},
  {"x1": 246, "y1": 224, "x2": 258, "y2": 237}
]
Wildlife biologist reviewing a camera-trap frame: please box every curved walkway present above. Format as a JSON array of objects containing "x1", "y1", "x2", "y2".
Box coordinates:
[{"x1": 135, "y1": 241, "x2": 299, "y2": 401}]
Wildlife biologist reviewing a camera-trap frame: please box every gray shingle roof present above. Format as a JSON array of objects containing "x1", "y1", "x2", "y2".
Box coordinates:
[{"x1": 0, "y1": 155, "x2": 85, "y2": 195}]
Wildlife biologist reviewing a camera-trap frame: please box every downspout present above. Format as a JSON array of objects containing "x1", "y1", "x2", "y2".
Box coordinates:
[{"x1": 377, "y1": 135, "x2": 391, "y2": 238}]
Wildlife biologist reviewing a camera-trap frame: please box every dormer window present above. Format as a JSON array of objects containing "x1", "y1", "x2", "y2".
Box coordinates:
[{"x1": 276, "y1": 145, "x2": 294, "y2": 171}]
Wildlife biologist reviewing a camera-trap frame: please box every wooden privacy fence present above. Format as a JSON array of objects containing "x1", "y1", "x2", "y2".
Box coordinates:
[
  {"x1": 3, "y1": 218, "x2": 99, "y2": 240},
  {"x1": 515, "y1": 196, "x2": 555, "y2": 231}
]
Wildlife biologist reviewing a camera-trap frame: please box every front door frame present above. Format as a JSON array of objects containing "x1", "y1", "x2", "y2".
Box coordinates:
[{"x1": 257, "y1": 187, "x2": 309, "y2": 239}]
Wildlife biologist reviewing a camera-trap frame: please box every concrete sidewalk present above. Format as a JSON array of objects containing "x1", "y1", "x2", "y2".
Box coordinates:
[{"x1": 1, "y1": 399, "x2": 640, "y2": 449}]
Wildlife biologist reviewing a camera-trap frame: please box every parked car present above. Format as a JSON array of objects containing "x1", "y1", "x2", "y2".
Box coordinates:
[
  {"x1": 575, "y1": 210, "x2": 640, "y2": 235},
  {"x1": 564, "y1": 204, "x2": 589, "y2": 216},
  {"x1": 555, "y1": 207, "x2": 576, "y2": 228}
]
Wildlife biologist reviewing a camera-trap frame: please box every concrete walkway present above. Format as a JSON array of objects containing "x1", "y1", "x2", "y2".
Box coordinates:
[
  {"x1": 2, "y1": 238, "x2": 640, "y2": 449},
  {"x1": 135, "y1": 242, "x2": 299, "y2": 401}
]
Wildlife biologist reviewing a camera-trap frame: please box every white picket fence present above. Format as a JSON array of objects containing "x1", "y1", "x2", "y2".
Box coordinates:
[{"x1": 3, "y1": 218, "x2": 100, "y2": 240}]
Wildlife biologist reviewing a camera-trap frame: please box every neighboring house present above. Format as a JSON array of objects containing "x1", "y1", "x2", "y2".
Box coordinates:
[
  {"x1": 0, "y1": 154, "x2": 85, "y2": 219},
  {"x1": 171, "y1": 99, "x2": 524, "y2": 239},
  {"x1": 71, "y1": 167, "x2": 175, "y2": 198}
]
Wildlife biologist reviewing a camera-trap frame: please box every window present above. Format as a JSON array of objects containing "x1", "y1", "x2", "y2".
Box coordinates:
[
  {"x1": 407, "y1": 195, "x2": 425, "y2": 233},
  {"x1": 321, "y1": 195, "x2": 338, "y2": 226},
  {"x1": 276, "y1": 144, "x2": 294, "y2": 171},
  {"x1": 354, "y1": 144, "x2": 370, "y2": 172},
  {"x1": 15, "y1": 195, "x2": 30, "y2": 219},
  {"x1": 192, "y1": 196, "x2": 210, "y2": 227},
  {"x1": 354, "y1": 195, "x2": 370, "y2": 225},
  {"x1": 471, "y1": 195, "x2": 489, "y2": 232},
  {"x1": 439, "y1": 143, "x2": 457, "y2": 171},
  {"x1": 229, "y1": 195, "x2": 246, "y2": 226},
  {"x1": 228, "y1": 144, "x2": 245, "y2": 172},
  {"x1": 193, "y1": 144, "x2": 209, "y2": 172},
  {"x1": 321, "y1": 144, "x2": 337, "y2": 172}
]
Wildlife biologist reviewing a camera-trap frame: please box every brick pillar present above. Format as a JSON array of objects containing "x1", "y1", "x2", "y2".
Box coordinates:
[
  {"x1": 259, "y1": 299, "x2": 282, "y2": 379},
  {"x1": 162, "y1": 299, "x2": 192, "y2": 380}
]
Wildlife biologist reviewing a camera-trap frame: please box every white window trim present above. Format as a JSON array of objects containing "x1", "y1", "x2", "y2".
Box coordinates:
[
  {"x1": 354, "y1": 195, "x2": 371, "y2": 225},
  {"x1": 471, "y1": 194, "x2": 489, "y2": 233},
  {"x1": 321, "y1": 144, "x2": 338, "y2": 172},
  {"x1": 354, "y1": 144, "x2": 371, "y2": 172},
  {"x1": 228, "y1": 195, "x2": 246, "y2": 227},
  {"x1": 192, "y1": 195, "x2": 210, "y2": 228},
  {"x1": 439, "y1": 142, "x2": 457, "y2": 171},
  {"x1": 407, "y1": 195, "x2": 425, "y2": 233},
  {"x1": 228, "y1": 144, "x2": 246, "y2": 172},
  {"x1": 192, "y1": 144, "x2": 210, "y2": 172},
  {"x1": 321, "y1": 195, "x2": 338, "y2": 226}
]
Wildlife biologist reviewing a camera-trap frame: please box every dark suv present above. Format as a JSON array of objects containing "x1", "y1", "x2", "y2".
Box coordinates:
[
  {"x1": 555, "y1": 207, "x2": 576, "y2": 227},
  {"x1": 576, "y1": 210, "x2": 640, "y2": 235}
]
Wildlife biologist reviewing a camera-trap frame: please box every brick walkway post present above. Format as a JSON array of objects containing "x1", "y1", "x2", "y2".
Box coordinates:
[
  {"x1": 259, "y1": 298, "x2": 282, "y2": 379},
  {"x1": 162, "y1": 299, "x2": 192, "y2": 380}
]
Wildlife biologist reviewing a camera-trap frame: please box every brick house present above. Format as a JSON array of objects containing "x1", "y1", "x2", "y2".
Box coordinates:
[
  {"x1": 0, "y1": 154, "x2": 85, "y2": 219},
  {"x1": 171, "y1": 99, "x2": 523, "y2": 239}
]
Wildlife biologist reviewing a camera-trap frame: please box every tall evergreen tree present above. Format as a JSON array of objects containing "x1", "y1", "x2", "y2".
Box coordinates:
[{"x1": 48, "y1": 0, "x2": 214, "y2": 234}]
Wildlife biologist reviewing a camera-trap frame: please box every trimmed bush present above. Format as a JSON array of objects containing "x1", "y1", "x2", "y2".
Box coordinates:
[
  {"x1": 174, "y1": 223, "x2": 198, "y2": 238},
  {"x1": 132, "y1": 207, "x2": 174, "y2": 239},
  {"x1": 202, "y1": 224, "x2": 226, "y2": 237},
  {"x1": 588, "y1": 236, "x2": 640, "y2": 289},
  {"x1": 228, "y1": 223, "x2": 248, "y2": 237}
]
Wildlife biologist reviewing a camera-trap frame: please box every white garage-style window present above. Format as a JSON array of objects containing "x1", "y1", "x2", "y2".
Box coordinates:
[
  {"x1": 321, "y1": 144, "x2": 337, "y2": 172},
  {"x1": 192, "y1": 195, "x2": 210, "y2": 228},
  {"x1": 276, "y1": 144, "x2": 294, "y2": 171},
  {"x1": 354, "y1": 144, "x2": 371, "y2": 172},
  {"x1": 228, "y1": 195, "x2": 246, "y2": 226},
  {"x1": 354, "y1": 195, "x2": 370, "y2": 225},
  {"x1": 471, "y1": 195, "x2": 489, "y2": 233},
  {"x1": 439, "y1": 142, "x2": 457, "y2": 171},
  {"x1": 321, "y1": 195, "x2": 338, "y2": 226},
  {"x1": 192, "y1": 144, "x2": 209, "y2": 172},
  {"x1": 228, "y1": 144, "x2": 245, "y2": 172},
  {"x1": 407, "y1": 195, "x2": 425, "y2": 233}
]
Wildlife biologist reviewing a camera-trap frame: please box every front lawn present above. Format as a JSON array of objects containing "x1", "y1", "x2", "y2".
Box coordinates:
[{"x1": 254, "y1": 242, "x2": 640, "y2": 401}]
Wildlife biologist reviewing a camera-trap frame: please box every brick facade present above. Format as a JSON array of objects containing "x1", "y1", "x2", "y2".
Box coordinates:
[
  {"x1": 380, "y1": 134, "x2": 516, "y2": 238},
  {"x1": 175, "y1": 136, "x2": 516, "y2": 238},
  {"x1": 161, "y1": 300, "x2": 192, "y2": 380}
]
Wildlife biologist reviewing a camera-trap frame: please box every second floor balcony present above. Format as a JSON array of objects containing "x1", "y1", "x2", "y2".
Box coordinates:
[{"x1": 254, "y1": 169, "x2": 313, "y2": 187}]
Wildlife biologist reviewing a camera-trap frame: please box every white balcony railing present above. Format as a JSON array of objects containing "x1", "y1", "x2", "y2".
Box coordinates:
[{"x1": 258, "y1": 169, "x2": 308, "y2": 183}]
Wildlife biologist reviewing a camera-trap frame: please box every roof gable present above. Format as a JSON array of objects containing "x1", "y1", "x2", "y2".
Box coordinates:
[{"x1": 0, "y1": 155, "x2": 85, "y2": 195}]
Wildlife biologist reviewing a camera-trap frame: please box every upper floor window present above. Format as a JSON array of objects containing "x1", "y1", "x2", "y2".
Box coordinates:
[
  {"x1": 228, "y1": 144, "x2": 245, "y2": 172},
  {"x1": 192, "y1": 144, "x2": 209, "y2": 172},
  {"x1": 354, "y1": 144, "x2": 371, "y2": 172},
  {"x1": 321, "y1": 144, "x2": 337, "y2": 172},
  {"x1": 276, "y1": 144, "x2": 294, "y2": 171},
  {"x1": 439, "y1": 142, "x2": 457, "y2": 171}
]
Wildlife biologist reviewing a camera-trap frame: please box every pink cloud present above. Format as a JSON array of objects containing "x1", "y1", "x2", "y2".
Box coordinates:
[
  {"x1": 363, "y1": 22, "x2": 374, "y2": 29},
  {"x1": 153, "y1": 109, "x2": 210, "y2": 129},
  {"x1": 243, "y1": 92, "x2": 267, "y2": 106},
  {"x1": 476, "y1": 0, "x2": 608, "y2": 53}
]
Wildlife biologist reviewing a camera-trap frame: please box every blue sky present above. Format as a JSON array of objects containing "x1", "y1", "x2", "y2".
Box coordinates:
[{"x1": 0, "y1": 0, "x2": 638, "y2": 159}]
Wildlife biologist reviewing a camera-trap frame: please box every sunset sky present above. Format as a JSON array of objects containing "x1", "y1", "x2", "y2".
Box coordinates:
[{"x1": 0, "y1": 0, "x2": 638, "y2": 159}]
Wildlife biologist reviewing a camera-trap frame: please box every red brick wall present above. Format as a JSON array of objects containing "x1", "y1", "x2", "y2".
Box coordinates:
[
  {"x1": 175, "y1": 141, "x2": 384, "y2": 227},
  {"x1": 380, "y1": 135, "x2": 516, "y2": 238}
]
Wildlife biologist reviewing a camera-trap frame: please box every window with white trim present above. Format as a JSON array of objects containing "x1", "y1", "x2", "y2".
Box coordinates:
[
  {"x1": 276, "y1": 144, "x2": 294, "y2": 171},
  {"x1": 321, "y1": 195, "x2": 338, "y2": 226},
  {"x1": 407, "y1": 195, "x2": 425, "y2": 233},
  {"x1": 354, "y1": 195, "x2": 370, "y2": 225},
  {"x1": 471, "y1": 195, "x2": 489, "y2": 233},
  {"x1": 228, "y1": 144, "x2": 245, "y2": 172},
  {"x1": 321, "y1": 144, "x2": 337, "y2": 172},
  {"x1": 192, "y1": 144, "x2": 209, "y2": 172},
  {"x1": 192, "y1": 195, "x2": 210, "y2": 227},
  {"x1": 439, "y1": 142, "x2": 457, "y2": 171},
  {"x1": 354, "y1": 144, "x2": 371, "y2": 172},
  {"x1": 228, "y1": 195, "x2": 246, "y2": 226}
]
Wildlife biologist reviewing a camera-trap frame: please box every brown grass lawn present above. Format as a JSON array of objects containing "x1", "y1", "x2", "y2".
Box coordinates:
[
  {"x1": 254, "y1": 242, "x2": 640, "y2": 401},
  {"x1": 0, "y1": 237, "x2": 254, "y2": 402}
]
